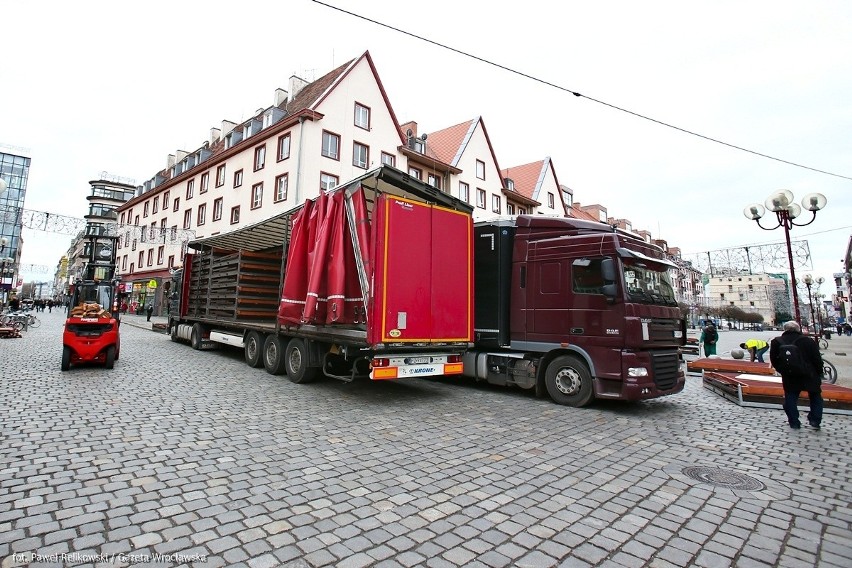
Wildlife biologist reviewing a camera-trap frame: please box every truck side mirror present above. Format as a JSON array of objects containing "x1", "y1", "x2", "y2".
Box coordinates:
[
  {"x1": 601, "y1": 283, "x2": 617, "y2": 298},
  {"x1": 600, "y1": 258, "x2": 616, "y2": 282}
]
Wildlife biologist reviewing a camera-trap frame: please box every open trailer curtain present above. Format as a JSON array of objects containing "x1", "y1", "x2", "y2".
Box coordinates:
[{"x1": 278, "y1": 199, "x2": 314, "y2": 325}]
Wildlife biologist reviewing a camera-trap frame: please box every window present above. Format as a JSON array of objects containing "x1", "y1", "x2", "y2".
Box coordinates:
[
  {"x1": 134, "y1": 215, "x2": 139, "y2": 226},
  {"x1": 129, "y1": 263, "x2": 134, "y2": 274},
  {"x1": 173, "y1": 197, "x2": 180, "y2": 212},
  {"x1": 152, "y1": 196, "x2": 159, "y2": 214},
  {"x1": 122, "y1": 256, "x2": 127, "y2": 271},
  {"x1": 183, "y1": 209, "x2": 192, "y2": 229},
  {"x1": 519, "y1": 207, "x2": 526, "y2": 214},
  {"x1": 143, "y1": 202, "x2": 150, "y2": 218},
  {"x1": 197, "y1": 203, "x2": 207, "y2": 226},
  {"x1": 251, "y1": 183, "x2": 263, "y2": 209},
  {"x1": 572, "y1": 259, "x2": 605, "y2": 295},
  {"x1": 459, "y1": 182, "x2": 469, "y2": 203},
  {"x1": 200, "y1": 173, "x2": 209, "y2": 194},
  {"x1": 138, "y1": 252, "x2": 144, "y2": 266},
  {"x1": 168, "y1": 255, "x2": 175, "y2": 269},
  {"x1": 233, "y1": 169, "x2": 243, "y2": 188},
  {"x1": 275, "y1": 174, "x2": 289, "y2": 202},
  {"x1": 321, "y1": 131, "x2": 340, "y2": 160},
  {"x1": 354, "y1": 103, "x2": 370, "y2": 129},
  {"x1": 381, "y1": 152, "x2": 396, "y2": 167},
  {"x1": 216, "y1": 164, "x2": 226, "y2": 187},
  {"x1": 170, "y1": 226, "x2": 177, "y2": 241},
  {"x1": 353, "y1": 142, "x2": 369, "y2": 169},
  {"x1": 427, "y1": 173, "x2": 442, "y2": 189},
  {"x1": 213, "y1": 198, "x2": 223, "y2": 221},
  {"x1": 147, "y1": 249, "x2": 153, "y2": 267},
  {"x1": 505, "y1": 178, "x2": 515, "y2": 190},
  {"x1": 477, "y1": 189, "x2": 486, "y2": 209},
  {"x1": 277, "y1": 134, "x2": 291, "y2": 161},
  {"x1": 408, "y1": 167, "x2": 422, "y2": 180},
  {"x1": 507, "y1": 203, "x2": 515, "y2": 215},
  {"x1": 492, "y1": 195, "x2": 501, "y2": 214},
  {"x1": 547, "y1": 192, "x2": 554, "y2": 209},
  {"x1": 476, "y1": 160, "x2": 486, "y2": 180},
  {"x1": 230, "y1": 206, "x2": 240, "y2": 224},
  {"x1": 320, "y1": 173, "x2": 338, "y2": 191},
  {"x1": 157, "y1": 246, "x2": 164, "y2": 265},
  {"x1": 163, "y1": 191, "x2": 170, "y2": 210},
  {"x1": 186, "y1": 179, "x2": 195, "y2": 200},
  {"x1": 140, "y1": 226, "x2": 147, "y2": 243},
  {"x1": 120, "y1": 212, "x2": 126, "y2": 224},
  {"x1": 254, "y1": 145, "x2": 266, "y2": 171}
]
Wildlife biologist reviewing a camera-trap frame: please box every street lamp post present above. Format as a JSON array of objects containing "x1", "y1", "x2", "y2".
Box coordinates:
[
  {"x1": 803, "y1": 274, "x2": 816, "y2": 334},
  {"x1": 743, "y1": 190, "x2": 827, "y2": 326}
]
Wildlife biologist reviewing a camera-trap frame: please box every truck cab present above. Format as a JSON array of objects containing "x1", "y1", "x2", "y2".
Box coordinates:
[{"x1": 466, "y1": 216, "x2": 686, "y2": 406}]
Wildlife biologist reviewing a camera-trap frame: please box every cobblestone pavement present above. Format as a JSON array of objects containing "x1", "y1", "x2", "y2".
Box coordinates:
[{"x1": 2, "y1": 311, "x2": 851, "y2": 568}]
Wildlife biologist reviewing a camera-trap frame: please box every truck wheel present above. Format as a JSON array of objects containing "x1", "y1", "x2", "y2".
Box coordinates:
[
  {"x1": 244, "y1": 331, "x2": 264, "y2": 368},
  {"x1": 190, "y1": 324, "x2": 204, "y2": 350},
  {"x1": 61, "y1": 346, "x2": 71, "y2": 371},
  {"x1": 285, "y1": 338, "x2": 318, "y2": 384},
  {"x1": 105, "y1": 346, "x2": 116, "y2": 370},
  {"x1": 545, "y1": 355, "x2": 594, "y2": 407},
  {"x1": 263, "y1": 335, "x2": 287, "y2": 375},
  {"x1": 170, "y1": 322, "x2": 180, "y2": 342}
]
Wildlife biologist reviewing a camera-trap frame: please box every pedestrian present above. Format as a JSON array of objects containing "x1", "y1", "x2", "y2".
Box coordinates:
[
  {"x1": 8, "y1": 294, "x2": 20, "y2": 312},
  {"x1": 146, "y1": 302, "x2": 154, "y2": 322},
  {"x1": 740, "y1": 338, "x2": 769, "y2": 363},
  {"x1": 699, "y1": 321, "x2": 718, "y2": 356},
  {"x1": 769, "y1": 321, "x2": 823, "y2": 430}
]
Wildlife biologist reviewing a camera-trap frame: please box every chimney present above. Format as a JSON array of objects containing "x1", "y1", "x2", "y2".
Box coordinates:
[
  {"x1": 175, "y1": 150, "x2": 189, "y2": 163},
  {"x1": 167, "y1": 154, "x2": 176, "y2": 169},
  {"x1": 209, "y1": 127, "x2": 221, "y2": 145},
  {"x1": 288, "y1": 75, "x2": 310, "y2": 103},
  {"x1": 274, "y1": 88, "x2": 288, "y2": 107}
]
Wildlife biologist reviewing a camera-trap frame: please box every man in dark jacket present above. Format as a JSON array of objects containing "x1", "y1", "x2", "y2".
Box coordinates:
[{"x1": 769, "y1": 321, "x2": 823, "y2": 429}]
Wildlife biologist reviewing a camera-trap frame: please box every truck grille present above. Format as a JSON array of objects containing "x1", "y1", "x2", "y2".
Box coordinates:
[{"x1": 651, "y1": 351, "x2": 680, "y2": 391}]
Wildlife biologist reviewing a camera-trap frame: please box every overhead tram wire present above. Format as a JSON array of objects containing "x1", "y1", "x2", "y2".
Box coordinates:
[{"x1": 311, "y1": 0, "x2": 852, "y2": 182}]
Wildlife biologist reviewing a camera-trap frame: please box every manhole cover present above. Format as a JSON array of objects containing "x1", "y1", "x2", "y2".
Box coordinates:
[{"x1": 681, "y1": 466, "x2": 765, "y2": 490}]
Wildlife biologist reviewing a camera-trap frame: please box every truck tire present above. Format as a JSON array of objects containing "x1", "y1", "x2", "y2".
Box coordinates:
[
  {"x1": 263, "y1": 335, "x2": 287, "y2": 375},
  {"x1": 105, "y1": 346, "x2": 116, "y2": 370},
  {"x1": 285, "y1": 338, "x2": 318, "y2": 384},
  {"x1": 190, "y1": 324, "x2": 204, "y2": 350},
  {"x1": 170, "y1": 322, "x2": 180, "y2": 342},
  {"x1": 244, "y1": 331, "x2": 264, "y2": 368},
  {"x1": 545, "y1": 355, "x2": 594, "y2": 407},
  {"x1": 61, "y1": 346, "x2": 71, "y2": 371}
]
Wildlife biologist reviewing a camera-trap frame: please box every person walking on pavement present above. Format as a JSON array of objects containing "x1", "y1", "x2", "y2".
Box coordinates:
[
  {"x1": 769, "y1": 321, "x2": 823, "y2": 430},
  {"x1": 146, "y1": 302, "x2": 154, "y2": 322},
  {"x1": 699, "y1": 321, "x2": 718, "y2": 356},
  {"x1": 740, "y1": 338, "x2": 769, "y2": 362}
]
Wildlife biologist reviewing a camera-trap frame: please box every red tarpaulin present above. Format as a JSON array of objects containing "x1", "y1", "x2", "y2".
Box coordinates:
[
  {"x1": 278, "y1": 199, "x2": 314, "y2": 324},
  {"x1": 303, "y1": 193, "x2": 337, "y2": 323}
]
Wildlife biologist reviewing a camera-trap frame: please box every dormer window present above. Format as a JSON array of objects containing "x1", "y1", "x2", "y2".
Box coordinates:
[{"x1": 505, "y1": 178, "x2": 514, "y2": 190}]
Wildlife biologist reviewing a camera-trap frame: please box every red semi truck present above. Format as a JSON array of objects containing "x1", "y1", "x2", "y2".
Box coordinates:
[
  {"x1": 168, "y1": 166, "x2": 473, "y2": 382},
  {"x1": 464, "y1": 216, "x2": 686, "y2": 406}
]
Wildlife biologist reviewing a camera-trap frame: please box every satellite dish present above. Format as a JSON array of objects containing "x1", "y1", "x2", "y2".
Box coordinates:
[{"x1": 420, "y1": 133, "x2": 427, "y2": 141}]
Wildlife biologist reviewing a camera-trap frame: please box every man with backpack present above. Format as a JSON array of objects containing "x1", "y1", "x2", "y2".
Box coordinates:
[{"x1": 769, "y1": 321, "x2": 823, "y2": 430}]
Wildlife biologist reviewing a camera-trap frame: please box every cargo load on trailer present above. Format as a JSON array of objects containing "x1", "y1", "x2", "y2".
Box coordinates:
[
  {"x1": 169, "y1": 165, "x2": 474, "y2": 383},
  {"x1": 464, "y1": 216, "x2": 686, "y2": 406}
]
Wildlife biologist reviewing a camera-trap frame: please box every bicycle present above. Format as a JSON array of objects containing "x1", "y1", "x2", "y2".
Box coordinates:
[{"x1": 812, "y1": 335, "x2": 837, "y2": 384}]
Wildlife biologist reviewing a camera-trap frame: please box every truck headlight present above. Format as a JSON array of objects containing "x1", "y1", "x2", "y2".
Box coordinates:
[{"x1": 628, "y1": 367, "x2": 649, "y2": 377}]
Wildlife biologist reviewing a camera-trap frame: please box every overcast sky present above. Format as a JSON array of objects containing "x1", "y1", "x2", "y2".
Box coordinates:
[{"x1": 3, "y1": 0, "x2": 851, "y2": 296}]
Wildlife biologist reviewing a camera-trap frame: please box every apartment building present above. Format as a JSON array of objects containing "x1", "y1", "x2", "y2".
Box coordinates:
[{"x1": 706, "y1": 272, "x2": 788, "y2": 325}]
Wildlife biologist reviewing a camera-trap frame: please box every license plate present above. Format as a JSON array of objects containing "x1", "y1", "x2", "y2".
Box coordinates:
[{"x1": 404, "y1": 356, "x2": 431, "y2": 365}]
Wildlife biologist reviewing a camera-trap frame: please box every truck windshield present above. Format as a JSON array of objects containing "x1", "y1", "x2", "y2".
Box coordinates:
[{"x1": 622, "y1": 261, "x2": 677, "y2": 306}]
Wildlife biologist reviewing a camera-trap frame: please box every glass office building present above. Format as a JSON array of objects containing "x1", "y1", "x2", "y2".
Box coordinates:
[{"x1": 0, "y1": 149, "x2": 31, "y2": 298}]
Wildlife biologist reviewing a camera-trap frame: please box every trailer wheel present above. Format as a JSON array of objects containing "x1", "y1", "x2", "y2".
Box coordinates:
[
  {"x1": 285, "y1": 338, "x2": 318, "y2": 384},
  {"x1": 545, "y1": 355, "x2": 594, "y2": 407},
  {"x1": 190, "y1": 324, "x2": 204, "y2": 350},
  {"x1": 105, "y1": 346, "x2": 116, "y2": 370},
  {"x1": 244, "y1": 331, "x2": 264, "y2": 368},
  {"x1": 61, "y1": 346, "x2": 71, "y2": 372},
  {"x1": 263, "y1": 335, "x2": 287, "y2": 375}
]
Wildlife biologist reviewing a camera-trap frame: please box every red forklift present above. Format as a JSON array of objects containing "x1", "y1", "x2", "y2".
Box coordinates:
[{"x1": 62, "y1": 234, "x2": 121, "y2": 371}]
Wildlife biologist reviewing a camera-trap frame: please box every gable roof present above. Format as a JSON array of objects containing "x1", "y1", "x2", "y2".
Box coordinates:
[
  {"x1": 502, "y1": 157, "x2": 569, "y2": 215},
  {"x1": 426, "y1": 117, "x2": 505, "y2": 175}
]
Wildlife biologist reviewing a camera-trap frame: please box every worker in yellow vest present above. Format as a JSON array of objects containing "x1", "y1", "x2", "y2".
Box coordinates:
[{"x1": 740, "y1": 338, "x2": 769, "y2": 363}]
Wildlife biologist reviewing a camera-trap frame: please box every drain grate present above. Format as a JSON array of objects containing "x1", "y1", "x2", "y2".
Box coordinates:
[{"x1": 681, "y1": 466, "x2": 766, "y2": 490}]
